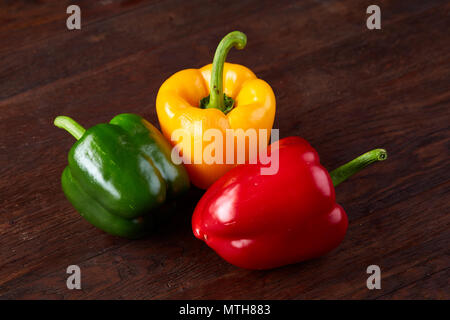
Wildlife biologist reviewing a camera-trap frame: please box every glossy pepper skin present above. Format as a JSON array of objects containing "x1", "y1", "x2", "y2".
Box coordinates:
[
  {"x1": 55, "y1": 113, "x2": 189, "y2": 239},
  {"x1": 192, "y1": 137, "x2": 387, "y2": 269},
  {"x1": 156, "y1": 31, "x2": 276, "y2": 189}
]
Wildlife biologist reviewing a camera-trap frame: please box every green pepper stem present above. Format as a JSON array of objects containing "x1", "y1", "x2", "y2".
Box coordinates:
[
  {"x1": 329, "y1": 149, "x2": 387, "y2": 187},
  {"x1": 205, "y1": 31, "x2": 247, "y2": 111},
  {"x1": 54, "y1": 116, "x2": 86, "y2": 140}
]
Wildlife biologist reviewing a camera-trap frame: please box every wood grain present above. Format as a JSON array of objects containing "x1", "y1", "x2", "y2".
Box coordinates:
[{"x1": 0, "y1": 0, "x2": 449, "y2": 299}]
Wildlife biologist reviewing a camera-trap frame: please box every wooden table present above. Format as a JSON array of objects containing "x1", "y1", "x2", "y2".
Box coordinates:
[{"x1": 0, "y1": 0, "x2": 449, "y2": 300}]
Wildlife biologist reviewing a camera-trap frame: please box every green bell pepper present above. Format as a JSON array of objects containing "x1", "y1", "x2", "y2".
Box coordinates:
[{"x1": 55, "y1": 113, "x2": 190, "y2": 239}]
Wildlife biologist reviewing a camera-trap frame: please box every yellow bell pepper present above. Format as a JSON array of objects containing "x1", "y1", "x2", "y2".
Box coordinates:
[{"x1": 156, "y1": 31, "x2": 276, "y2": 189}]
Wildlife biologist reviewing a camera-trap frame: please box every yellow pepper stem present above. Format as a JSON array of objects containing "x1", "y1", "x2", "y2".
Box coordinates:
[{"x1": 204, "y1": 31, "x2": 247, "y2": 113}]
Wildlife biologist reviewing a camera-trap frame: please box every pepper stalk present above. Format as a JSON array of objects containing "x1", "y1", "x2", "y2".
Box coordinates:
[
  {"x1": 54, "y1": 116, "x2": 86, "y2": 140},
  {"x1": 200, "y1": 31, "x2": 247, "y2": 114},
  {"x1": 329, "y1": 149, "x2": 387, "y2": 187}
]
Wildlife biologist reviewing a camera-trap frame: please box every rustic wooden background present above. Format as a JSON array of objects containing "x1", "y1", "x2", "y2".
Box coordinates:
[{"x1": 0, "y1": 0, "x2": 449, "y2": 300}]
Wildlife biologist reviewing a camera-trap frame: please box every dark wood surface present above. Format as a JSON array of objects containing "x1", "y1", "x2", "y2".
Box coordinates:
[{"x1": 0, "y1": 0, "x2": 449, "y2": 300}]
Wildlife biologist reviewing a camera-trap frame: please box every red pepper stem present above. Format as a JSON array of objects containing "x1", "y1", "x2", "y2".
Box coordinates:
[
  {"x1": 329, "y1": 149, "x2": 387, "y2": 187},
  {"x1": 54, "y1": 116, "x2": 86, "y2": 140},
  {"x1": 205, "y1": 31, "x2": 247, "y2": 111}
]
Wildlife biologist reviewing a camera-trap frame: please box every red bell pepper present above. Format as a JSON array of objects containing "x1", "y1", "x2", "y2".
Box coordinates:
[{"x1": 192, "y1": 136, "x2": 387, "y2": 270}]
